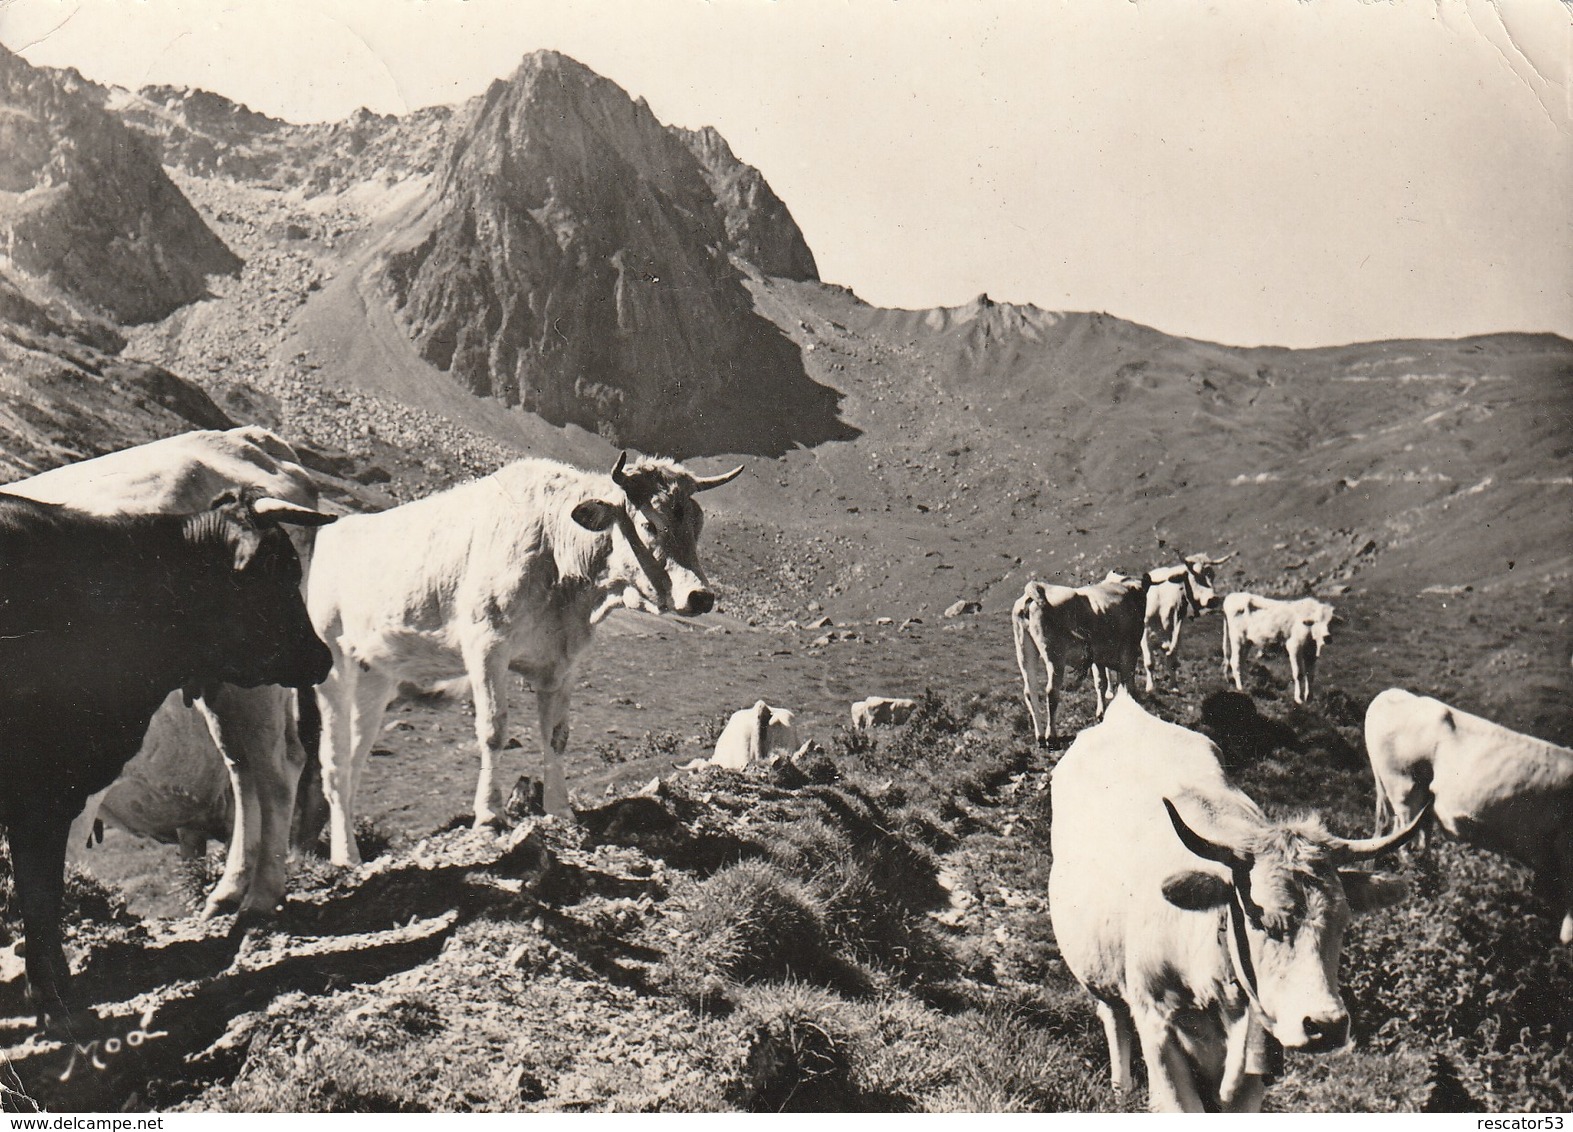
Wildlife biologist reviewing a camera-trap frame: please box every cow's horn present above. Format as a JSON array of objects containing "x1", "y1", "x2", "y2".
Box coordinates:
[
  {"x1": 1205, "y1": 551, "x2": 1237, "y2": 565},
  {"x1": 610, "y1": 451, "x2": 632, "y2": 489},
  {"x1": 1163, "y1": 798, "x2": 1250, "y2": 870},
  {"x1": 1324, "y1": 803, "x2": 1429, "y2": 864},
  {"x1": 251, "y1": 497, "x2": 337, "y2": 527},
  {"x1": 693, "y1": 464, "x2": 745, "y2": 492}
]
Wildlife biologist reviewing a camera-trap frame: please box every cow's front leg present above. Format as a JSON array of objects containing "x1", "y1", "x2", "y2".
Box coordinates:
[
  {"x1": 536, "y1": 680, "x2": 573, "y2": 818},
  {"x1": 1134, "y1": 1013, "x2": 1207, "y2": 1112},
  {"x1": 317, "y1": 661, "x2": 393, "y2": 867},
  {"x1": 1228, "y1": 636, "x2": 1248, "y2": 692},
  {"x1": 1095, "y1": 999, "x2": 1135, "y2": 1096},
  {"x1": 1140, "y1": 628, "x2": 1157, "y2": 693},
  {"x1": 1287, "y1": 645, "x2": 1306, "y2": 705},
  {"x1": 7, "y1": 813, "x2": 75, "y2": 1028},
  {"x1": 464, "y1": 641, "x2": 512, "y2": 829}
]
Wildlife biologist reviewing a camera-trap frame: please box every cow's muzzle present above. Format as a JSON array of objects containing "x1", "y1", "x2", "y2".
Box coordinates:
[
  {"x1": 1295, "y1": 1013, "x2": 1350, "y2": 1054},
  {"x1": 677, "y1": 589, "x2": 715, "y2": 617},
  {"x1": 289, "y1": 637, "x2": 335, "y2": 688}
]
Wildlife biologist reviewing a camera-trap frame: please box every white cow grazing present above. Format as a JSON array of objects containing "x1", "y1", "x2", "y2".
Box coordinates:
[
  {"x1": 1221, "y1": 592, "x2": 1335, "y2": 705},
  {"x1": 1012, "y1": 573, "x2": 1150, "y2": 743},
  {"x1": 9, "y1": 426, "x2": 326, "y2": 921},
  {"x1": 851, "y1": 696, "x2": 917, "y2": 731},
  {"x1": 1049, "y1": 691, "x2": 1417, "y2": 1112},
  {"x1": 1140, "y1": 552, "x2": 1234, "y2": 692},
  {"x1": 677, "y1": 701, "x2": 798, "y2": 771},
  {"x1": 1366, "y1": 687, "x2": 1573, "y2": 944},
  {"x1": 308, "y1": 451, "x2": 741, "y2": 866}
]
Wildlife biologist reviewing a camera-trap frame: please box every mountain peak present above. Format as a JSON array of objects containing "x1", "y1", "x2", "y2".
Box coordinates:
[{"x1": 380, "y1": 51, "x2": 845, "y2": 454}]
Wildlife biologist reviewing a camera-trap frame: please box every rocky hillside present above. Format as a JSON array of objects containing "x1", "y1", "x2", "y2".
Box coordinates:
[
  {"x1": 0, "y1": 274, "x2": 231, "y2": 480},
  {"x1": 0, "y1": 47, "x2": 239, "y2": 325},
  {"x1": 377, "y1": 51, "x2": 847, "y2": 455},
  {"x1": 715, "y1": 277, "x2": 1573, "y2": 627},
  {"x1": 113, "y1": 85, "x2": 453, "y2": 196},
  {"x1": 0, "y1": 48, "x2": 240, "y2": 481}
]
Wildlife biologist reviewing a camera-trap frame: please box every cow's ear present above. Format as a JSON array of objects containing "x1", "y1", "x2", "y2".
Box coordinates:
[
  {"x1": 1161, "y1": 870, "x2": 1233, "y2": 911},
  {"x1": 571, "y1": 500, "x2": 621, "y2": 532},
  {"x1": 1339, "y1": 871, "x2": 1408, "y2": 914}
]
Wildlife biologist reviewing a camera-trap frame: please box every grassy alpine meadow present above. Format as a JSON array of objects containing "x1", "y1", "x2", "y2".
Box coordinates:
[{"x1": 4, "y1": 590, "x2": 1571, "y2": 1112}]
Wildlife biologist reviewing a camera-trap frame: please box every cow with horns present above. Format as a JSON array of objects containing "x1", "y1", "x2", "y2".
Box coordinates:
[
  {"x1": 10, "y1": 426, "x2": 329, "y2": 924},
  {"x1": 1049, "y1": 691, "x2": 1420, "y2": 1111},
  {"x1": 306, "y1": 451, "x2": 743, "y2": 865},
  {"x1": 0, "y1": 487, "x2": 333, "y2": 1025},
  {"x1": 1140, "y1": 551, "x2": 1234, "y2": 692}
]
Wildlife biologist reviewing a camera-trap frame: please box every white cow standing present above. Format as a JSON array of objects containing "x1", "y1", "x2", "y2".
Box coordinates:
[
  {"x1": 1012, "y1": 573, "x2": 1150, "y2": 743},
  {"x1": 8, "y1": 426, "x2": 328, "y2": 921},
  {"x1": 677, "y1": 701, "x2": 798, "y2": 771},
  {"x1": 1221, "y1": 592, "x2": 1335, "y2": 705},
  {"x1": 307, "y1": 451, "x2": 741, "y2": 866},
  {"x1": 1366, "y1": 687, "x2": 1573, "y2": 944},
  {"x1": 1139, "y1": 552, "x2": 1233, "y2": 692},
  {"x1": 1049, "y1": 691, "x2": 1418, "y2": 1112}
]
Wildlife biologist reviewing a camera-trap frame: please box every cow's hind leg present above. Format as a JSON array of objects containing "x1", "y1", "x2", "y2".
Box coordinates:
[
  {"x1": 1044, "y1": 659, "x2": 1063, "y2": 741},
  {"x1": 1013, "y1": 610, "x2": 1044, "y2": 743},
  {"x1": 7, "y1": 812, "x2": 75, "y2": 1028}
]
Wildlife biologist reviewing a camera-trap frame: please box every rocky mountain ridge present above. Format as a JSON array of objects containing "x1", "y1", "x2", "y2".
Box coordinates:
[
  {"x1": 0, "y1": 47, "x2": 240, "y2": 326},
  {"x1": 0, "y1": 43, "x2": 1566, "y2": 615}
]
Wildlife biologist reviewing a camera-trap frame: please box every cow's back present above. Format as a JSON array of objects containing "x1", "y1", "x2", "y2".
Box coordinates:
[
  {"x1": 11, "y1": 427, "x2": 316, "y2": 514},
  {"x1": 1375, "y1": 688, "x2": 1573, "y2": 862},
  {"x1": 1049, "y1": 695, "x2": 1240, "y2": 1003}
]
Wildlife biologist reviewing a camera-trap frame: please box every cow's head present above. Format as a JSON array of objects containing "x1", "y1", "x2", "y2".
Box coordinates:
[
  {"x1": 571, "y1": 451, "x2": 742, "y2": 618},
  {"x1": 185, "y1": 490, "x2": 336, "y2": 692},
  {"x1": 1181, "y1": 551, "x2": 1234, "y2": 611},
  {"x1": 1159, "y1": 796, "x2": 1421, "y2": 1052},
  {"x1": 1289, "y1": 600, "x2": 1335, "y2": 656}
]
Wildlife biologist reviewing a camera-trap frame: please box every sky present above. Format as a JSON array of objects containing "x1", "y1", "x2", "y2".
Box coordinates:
[{"x1": 0, "y1": 0, "x2": 1568, "y2": 349}]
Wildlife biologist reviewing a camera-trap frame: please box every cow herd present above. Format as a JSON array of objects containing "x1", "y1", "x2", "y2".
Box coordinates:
[
  {"x1": 0, "y1": 428, "x2": 739, "y2": 1028},
  {"x1": 1016, "y1": 555, "x2": 1571, "y2": 1111},
  {"x1": 1, "y1": 426, "x2": 1568, "y2": 1117}
]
